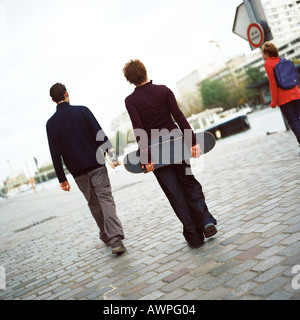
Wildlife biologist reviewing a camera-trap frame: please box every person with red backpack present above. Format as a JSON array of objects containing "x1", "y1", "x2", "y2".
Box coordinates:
[{"x1": 262, "y1": 42, "x2": 300, "y2": 147}]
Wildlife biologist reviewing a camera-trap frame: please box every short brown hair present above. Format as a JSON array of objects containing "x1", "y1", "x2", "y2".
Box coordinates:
[
  {"x1": 50, "y1": 83, "x2": 67, "y2": 103},
  {"x1": 123, "y1": 59, "x2": 147, "y2": 86},
  {"x1": 261, "y1": 42, "x2": 279, "y2": 58}
]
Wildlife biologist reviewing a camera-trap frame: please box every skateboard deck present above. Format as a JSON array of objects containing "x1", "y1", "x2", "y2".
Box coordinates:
[{"x1": 123, "y1": 131, "x2": 215, "y2": 174}]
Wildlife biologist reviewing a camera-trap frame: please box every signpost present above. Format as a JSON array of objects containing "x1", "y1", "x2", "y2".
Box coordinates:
[
  {"x1": 232, "y1": 0, "x2": 290, "y2": 132},
  {"x1": 34, "y1": 157, "x2": 44, "y2": 189},
  {"x1": 247, "y1": 22, "x2": 264, "y2": 48},
  {"x1": 232, "y1": 0, "x2": 273, "y2": 50}
]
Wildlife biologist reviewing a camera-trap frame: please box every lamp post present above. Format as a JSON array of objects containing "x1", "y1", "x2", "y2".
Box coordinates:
[
  {"x1": 209, "y1": 39, "x2": 238, "y2": 87},
  {"x1": 209, "y1": 40, "x2": 226, "y2": 67}
]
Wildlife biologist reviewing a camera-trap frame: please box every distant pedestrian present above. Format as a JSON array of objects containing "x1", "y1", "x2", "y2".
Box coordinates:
[
  {"x1": 46, "y1": 83, "x2": 126, "y2": 254},
  {"x1": 262, "y1": 42, "x2": 300, "y2": 147},
  {"x1": 122, "y1": 60, "x2": 217, "y2": 249}
]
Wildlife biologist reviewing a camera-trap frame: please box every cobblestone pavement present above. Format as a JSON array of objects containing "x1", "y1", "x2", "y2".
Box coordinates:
[{"x1": 0, "y1": 130, "x2": 300, "y2": 300}]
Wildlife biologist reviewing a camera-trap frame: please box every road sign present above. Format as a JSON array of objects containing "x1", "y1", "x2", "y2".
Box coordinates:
[
  {"x1": 232, "y1": 3, "x2": 250, "y2": 41},
  {"x1": 247, "y1": 22, "x2": 264, "y2": 48},
  {"x1": 232, "y1": 0, "x2": 273, "y2": 50}
]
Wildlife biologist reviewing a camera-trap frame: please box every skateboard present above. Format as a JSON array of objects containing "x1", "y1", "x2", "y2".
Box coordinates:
[{"x1": 123, "y1": 131, "x2": 216, "y2": 174}]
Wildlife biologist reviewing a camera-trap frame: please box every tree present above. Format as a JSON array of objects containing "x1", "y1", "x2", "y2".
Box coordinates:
[
  {"x1": 200, "y1": 78, "x2": 235, "y2": 110},
  {"x1": 177, "y1": 91, "x2": 203, "y2": 117},
  {"x1": 293, "y1": 58, "x2": 300, "y2": 65},
  {"x1": 244, "y1": 66, "x2": 267, "y2": 105},
  {"x1": 245, "y1": 66, "x2": 266, "y2": 85}
]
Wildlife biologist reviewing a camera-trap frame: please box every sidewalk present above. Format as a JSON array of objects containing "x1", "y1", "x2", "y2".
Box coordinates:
[{"x1": 0, "y1": 130, "x2": 299, "y2": 300}]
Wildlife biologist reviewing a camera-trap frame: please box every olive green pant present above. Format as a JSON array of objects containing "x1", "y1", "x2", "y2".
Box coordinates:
[{"x1": 74, "y1": 166, "x2": 125, "y2": 247}]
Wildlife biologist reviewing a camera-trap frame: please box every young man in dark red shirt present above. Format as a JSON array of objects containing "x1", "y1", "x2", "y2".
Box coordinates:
[{"x1": 123, "y1": 60, "x2": 217, "y2": 248}]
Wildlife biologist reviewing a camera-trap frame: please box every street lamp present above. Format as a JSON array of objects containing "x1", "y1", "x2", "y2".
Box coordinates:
[
  {"x1": 209, "y1": 40, "x2": 226, "y2": 67},
  {"x1": 209, "y1": 39, "x2": 238, "y2": 87}
]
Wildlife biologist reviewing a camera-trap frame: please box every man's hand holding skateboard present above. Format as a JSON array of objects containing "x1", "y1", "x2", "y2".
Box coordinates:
[
  {"x1": 142, "y1": 144, "x2": 202, "y2": 172},
  {"x1": 190, "y1": 144, "x2": 201, "y2": 158},
  {"x1": 141, "y1": 163, "x2": 155, "y2": 172}
]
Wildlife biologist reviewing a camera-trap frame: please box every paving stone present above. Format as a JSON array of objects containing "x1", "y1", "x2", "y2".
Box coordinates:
[
  {"x1": 138, "y1": 281, "x2": 165, "y2": 296},
  {"x1": 282, "y1": 253, "x2": 300, "y2": 266},
  {"x1": 229, "y1": 261, "x2": 258, "y2": 275},
  {"x1": 220, "y1": 234, "x2": 243, "y2": 246},
  {"x1": 236, "y1": 238, "x2": 264, "y2": 251},
  {"x1": 250, "y1": 277, "x2": 289, "y2": 296},
  {"x1": 161, "y1": 274, "x2": 193, "y2": 293},
  {"x1": 280, "y1": 233, "x2": 300, "y2": 246},
  {"x1": 1, "y1": 130, "x2": 299, "y2": 301},
  {"x1": 179, "y1": 290, "x2": 205, "y2": 300},
  {"x1": 279, "y1": 242, "x2": 300, "y2": 257},
  {"x1": 163, "y1": 268, "x2": 190, "y2": 283},
  {"x1": 251, "y1": 256, "x2": 286, "y2": 272},
  {"x1": 190, "y1": 260, "x2": 220, "y2": 277},
  {"x1": 235, "y1": 247, "x2": 265, "y2": 261},
  {"x1": 283, "y1": 223, "x2": 300, "y2": 234},
  {"x1": 200, "y1": 273, "x2": 234, "y2": 291},
  {"x1": 260, "y1": 234, "x2": 289, "y2": 248},
  {"x1": 215, "y1": 250, "x2": 241, "y2": 262},
  {"x1": 139, "y1": 290, "x2": 164, "y2": 300},
  {"x1": 122, "y1": 282, "x2": 148, "y2": 296},
  {"x1": 224, "y1": 271, "x2": 257, "y2": 288},
  {"x1": 255, "y1": 246, "x2": 285, "y2": 260},
  {"x1": 260, "y1": 224, "x2": 289, "y2": 238},
  {"x1": 208, "y1": 261, "x2": 239, "y2": 277},
  {"x1": 254, "y1": 265, "x2": 287, "y2": 283},
  {"x1": 266, "y1": 291, "x2": 294, "y2": 300},
  {"x1": 200, "y1": 286, "x2": 231, "y2": 300},
  {"x1": 224, "y1": 282, "x2": 257, "y2": 300}
]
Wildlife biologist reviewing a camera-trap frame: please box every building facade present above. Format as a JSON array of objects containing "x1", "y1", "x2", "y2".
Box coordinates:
[
  {"x1": 175, "y1": 0, "x2": 300, "y2": 104},
  {"x1": 263, "y1": 0, "x2": 300, "y2": 41}
]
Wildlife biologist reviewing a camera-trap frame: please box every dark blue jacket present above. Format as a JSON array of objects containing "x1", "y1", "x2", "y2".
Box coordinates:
[{"x1": 46, "y1": 102, "x2": 112, "y2": 182}]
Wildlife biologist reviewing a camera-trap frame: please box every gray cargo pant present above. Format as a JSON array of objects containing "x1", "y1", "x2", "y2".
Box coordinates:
[{"x1": 74, "y1": 166, "x2": 125, "y2": 247}]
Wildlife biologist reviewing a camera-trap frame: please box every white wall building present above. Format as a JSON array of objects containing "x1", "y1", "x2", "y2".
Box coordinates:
[
  {"x1": 176, "y1": 61, "x2": 224, "y2": 97},
  {"x1": 232, "y1": 33, "x2": 300, "y2": 82},
  {"x1": 263, "y1": 0, "x2": 300, "y2": 41},
  {"x1": 175, "y1": 0, "x2": 300, "y2": 99}
]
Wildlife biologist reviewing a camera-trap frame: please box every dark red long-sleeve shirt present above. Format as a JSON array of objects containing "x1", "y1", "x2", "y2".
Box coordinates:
[{"x1": 125, "y1": 81, "x2": 196, "y2": 163}]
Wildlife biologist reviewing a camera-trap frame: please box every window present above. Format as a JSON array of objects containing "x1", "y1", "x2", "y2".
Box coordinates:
[
  {"x1": 291, "y1": 38, "x2": 300, "y2": 45},
  {"x1": 278, "y1": 44, "x2": 289, "y2": 51}
]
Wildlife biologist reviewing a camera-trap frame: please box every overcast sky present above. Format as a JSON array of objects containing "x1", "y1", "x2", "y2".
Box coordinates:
[{"x1": 0, "y1": 0, "x2": 262, "y2": 184}]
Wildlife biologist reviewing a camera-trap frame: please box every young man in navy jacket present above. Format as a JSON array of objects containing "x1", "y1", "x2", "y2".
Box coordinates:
[{"x1": 46, "y1": 83, "x2": 126, "y2": 254}]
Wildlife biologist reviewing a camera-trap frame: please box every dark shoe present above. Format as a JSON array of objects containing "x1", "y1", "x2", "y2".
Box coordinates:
[
  {"x1": 111, "y1": 242, "x2": 126, "y2": 254},
  {"x1": 188, "y1": 242, "x2": 204, "y2": 249},
  {"x1": 203, "y1": 223, "x2": 217, "y2": 238}
]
